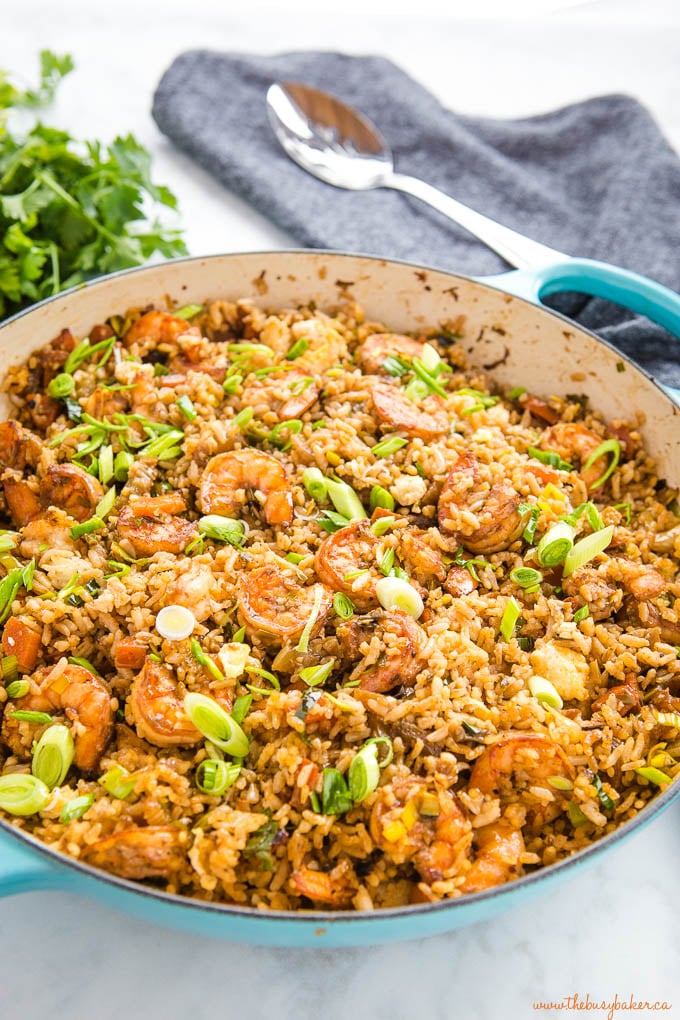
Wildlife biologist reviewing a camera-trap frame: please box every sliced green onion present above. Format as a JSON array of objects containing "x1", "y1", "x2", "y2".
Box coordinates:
[
  {"x1": 198, "y1": 515, "x2": 247, "y2": 547},
  {"x1": 0, "y1": 534, "x2": 16, "y2": 555},
  {"x1": 47, "y1": 372, "x2": 75, "y2": 399},
  {"x1": 371, "y1": 515, "x2": 396, "y2": 537},
  {"x1": 372, "y1": 435, "x2": 408, "y2": 459},
  {"x1": 95, "y1": 487, "x2": 116, "y2": 519},
  {"x1": 223, "y1": 373, "x2": 243, "y2": 395},
  {"x1": 375, "y1": 576, "x2": 424, "y2": 619},
  {"x1": 333, "y1": 592, "x2": 354, "y2": 620},
  {"x1": 285, "y1": 552, "x2": 306, "y2": 565},
  {"x1": 156, "y1": 604, "x2": 195, "y2": 641},
  {"x1": 614, "y1": 502, "x2": 632, "y2": 525},
  {"x1": 31, "y1": 724, "x2": 74, "y2": 789},
  {"x1": 290, "y1": 376, "x2": 313, "y2": 395},
  {"x1": 567, "y1": 801, "x2": 589, "y2": 827},
  {"x1": 507, "y1": 386, "x2": 526, "y2": 400},
  {"x1": 573, "y1": 605, "x2": 590, "y2": 624},
  {"x1": 190, "y1": 639, "x2": 225, "y2": 683},
  {"x1": 379, "y1": 549, "x2": 395, "y2": 576},
  {"x1": 410, "y1": 357, "x2": 447, "y2": 397},
  {"x1": 195, "y1": 759, "x2": 241, "y2": 795},
  {"x1": 302, "y1": 467, "x2": 328, "y2": 503},
  {"x1": 98, "y1": 444, "x2": 114, "y2": 485},
  {"x1": 269, "y1": 419, "x2": 303, "y2": 451},
  {"x1": 584, "y1": 502, "x2": 604, "y2": 531},
  {"x1": 537, "y1": 522, "x2": 576, "y2": 567},
  {"x1": 348, "y1": 737, "x2": 393, "y2": 803},
  {"x1": 286, "y1": 338, "x2": 309, "y2": 360},
  {"x1": 562, "y1": 525, "x2": 614, "y2": 578},
  {"x1": 420, "y1": 343, "x2": 441, "y2": 373},
  {"x1": 0, "y1": 773, "x2": 50, "y2": 816},
  {"x1": 8, "y1": 709, "x2": 53, "y2": 724},
  {"x1": 299, "y1": 658, "x2": 335, "y2": 687},
  {"x1": 60, "y1": 793, "x2": 94, "y2": 823},
  {"x1": 177, "y1": 395, "x2": 197, "y2": 422},
  {"x1": 175, "y1": 303, "x2": 203, "y2": 320},
  {"x1": 70, "y1": 516, "x2": 105, "y2": 540},
  {"x1": 518, "y1": 502, "x2": 540, "y2": 544},
  {"x1": 0, "y1": 568, "x2": 25, "y2": 625},
  {"x1": 318, "y1": 510, "x2": 351, "y2": 534},
  {"x1": 510, "y1": 566, "x2": 543, "y2": 589},
  {"x1": 592, "y1": 774, "x2": 615, "y2": 812},
  {"x1": 1, "y1": 654, "x2": 18, "y2": 684},
  {"x1": 296, "y1": 586, "x2": 324, "y2": 653},
  {"x1": 143, "y1": 429, "x2": 184, "y2": 460},
  {"x1": 325, "y1": 478, "x2": 367, "y2": 521},
  {"x1": 582, "y1": 439, "x2": 621, "y2": 490},
  {"x1": 634, "y1": 766, "x2": 671, "y2": 786},
  {"x1": 381, "y1": 356, "x2": 410, "y2": 377},
  {"x1": 6, "y1": 678, "x2": 28, "y2": 698},
  {"x1": 113, "y1": 450, "x2": 134, "y2": 483},
  {"x1": 233, "y1": 406, "x2": 254, "y2": 429},
  {"x1": 64, "y1": 334, "x2": 116, "y2": 374},
  {"x1": 232, "y1": 625, "x2": 247, "y2": 644},
  {"x1": 529, "y1": 676, "x2": 563, "y2": 709},
  {"x1": 500, "y1": 596, "x2": 521, "y2": 641},
  {"x1": 231, "y1": 693, "x2": 253, "y2": 725},
  {"x1": 184, "y1": 692, "x2": 249, "y2": 756},
  {"x1": 369, "y1": 485, "x2": 395, "y2": 512},
  {"x1": 528, "y1": 446, "x2": 572, "y2": 471},
  {"x1": 547, "y1": 775, "x2": 574, "y2": 791},
  {"x1": 21, "y1": 559, "x2": 35, "y2": 592},
  {"x1": 67, "y1": 656, "x2": 100, "y2": 674},
  {"x1": 321, "y1": 767, "x2": 353, "y2": 815},
  {"x1": 99, "y1": 765, "x2": 136, "y2": 799},
  {"x1": 245, "y1": 665, "x2": 280, "y2": 690}
]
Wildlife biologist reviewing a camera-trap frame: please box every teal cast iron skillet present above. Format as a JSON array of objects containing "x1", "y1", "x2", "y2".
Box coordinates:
[{"x1": 0, "y1": 250, "x2": 678, "y2": 946}]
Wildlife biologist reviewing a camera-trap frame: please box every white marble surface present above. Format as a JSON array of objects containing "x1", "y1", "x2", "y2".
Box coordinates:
[{"x1": 2, "y1": 2, "x2": 680, "y2": 1017}]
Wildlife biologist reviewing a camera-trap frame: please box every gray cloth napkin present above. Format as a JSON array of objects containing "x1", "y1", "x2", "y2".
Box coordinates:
[{"x1": 152, "y1": 50, "x2": 680, "y2": 386}]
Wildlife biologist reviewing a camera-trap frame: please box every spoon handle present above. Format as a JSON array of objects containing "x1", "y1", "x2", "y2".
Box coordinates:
[{"x1": 387, "y1": 172, "x2": 564, "y2": 270}]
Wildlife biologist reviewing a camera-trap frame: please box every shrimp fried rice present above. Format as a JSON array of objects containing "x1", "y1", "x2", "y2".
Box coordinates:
[{"x1": 0, "y1": 295, "x2": 678, "y2": 912}]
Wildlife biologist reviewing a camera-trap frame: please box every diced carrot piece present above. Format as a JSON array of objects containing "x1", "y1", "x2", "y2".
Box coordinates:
[
  {"x1": 129, "y1": 493, "x2": 186, "y2": 517},
  {"x1": 114, "y1": 638, "x2": 147, "y2": 671},
  {"x1": 3, "y1": 617, "x2": 41, "y2": 672}
]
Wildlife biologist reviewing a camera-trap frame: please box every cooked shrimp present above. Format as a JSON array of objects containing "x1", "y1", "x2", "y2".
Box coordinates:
[
  {"x1": 356, "y1": 333, "x2": 425, "y2": 374},
  {"x1": 126, "y1": 659, "x2": 204, "y2": 747},
  {"x1": 460, "y1": 821, "x2": 525, "y2": 893},
  {"x1": 314, "y1": 520, "x2": 381, "y2": 609},
  {"x1": 19, "y1": 507, "x2": 77, "y2": 556},
  {"x1": 616, "y1": 561, "x2": 667, "y2": 601},
  {"x1": 82, "y1": 826, "x2": 188, "y2": 880},
  {"x1": 167, "y1": 346, "x2": 228, "y2": 383},
  {"x1": 1, "y1": 662, "x2": 114, "y2": 773},
  {"x1": 199, "y1": 450, "x2": 293, "y2": 527},
  {"x1": 399, "y1": 529, "x2": 446, "y2": 586},
  {"x1": 530, "y1": 643, "x2": 590, "y2": 702},
  {"x1": 165, "y1": 561, "x2": 218, "y2": 623},
  {"x1": 371, "y1": 382, "x2": 449, "y2": 440},
  {"x1": 238, "y1": 565, "x2": 333, "y2": 645},
  {"x1": 469, "y1": 731, "x2": 574, "y2": 799},
  {"x1": 370, "y1": 778, "x2": 472, "y2": 882},
  {"x1": 540, "y1": 423, "x2": 608, "y2": 491},
  {"x1": 124, "y1": 310, "x2": 200, "y2": 348},
  {"x1": 3, "y1": 477, "x2": 42, "y2": 526},
  {"x1": 337, "y1": 609, "x2": 426, "y2": 693},
  {"x1": 117, "y1": 503, "x2": 197, "y2": 557},
  {"x1": 290, "y1": 861, "x2": 358, "y2": 908},
  {"x1": 444, "y1": 566, "x2": 478, "y2": 598},
  {"x1": 83, "y1": 386, "x2": 129, "y2": 420},
  {"x1": 438, "y1": 452, "x2": 524, "y2": 554},
  {"x1": 43, "y1": 463, "x2": 104, "y2": 523},
  {"x1": 0, "y1": 421, "x2": 42, "y2": 471},
  {"x1": 561, "y1": 566, "x2": 621, "y2": 621},
  {"x1": 519, "y1": 394, "x2": 560, "y2": 425}
]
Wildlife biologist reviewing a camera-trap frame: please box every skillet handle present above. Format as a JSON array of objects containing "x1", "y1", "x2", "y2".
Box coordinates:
[
  {"x1": 484, "y1": 256, "x2": 680, "y2": 404},
  {"x1": 0, "y1": 829, "x2": 68, "y2": 896}
]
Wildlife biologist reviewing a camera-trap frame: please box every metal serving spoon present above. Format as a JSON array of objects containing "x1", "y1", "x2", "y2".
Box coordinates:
[{"x1": 265, "y1": 81, "x2": 563, "y2": 270}]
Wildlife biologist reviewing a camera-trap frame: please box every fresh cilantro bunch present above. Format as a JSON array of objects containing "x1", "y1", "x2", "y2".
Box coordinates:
[{"x1": 0, "y1": 50, "x2": 187, "y2": 318}]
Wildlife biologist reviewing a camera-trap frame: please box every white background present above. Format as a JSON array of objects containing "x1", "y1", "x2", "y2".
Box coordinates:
[{"x1": 2, "y1": 2, "x2": 679, "y2": 1018}]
